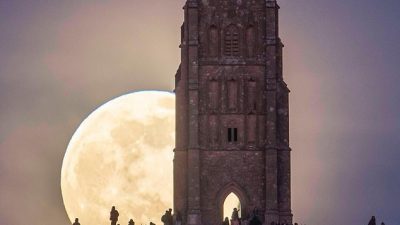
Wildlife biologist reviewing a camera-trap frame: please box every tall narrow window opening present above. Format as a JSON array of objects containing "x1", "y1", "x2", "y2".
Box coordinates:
[
  {"x1": 228, "y1": 128, "x2": 238, "y2": 142},
  {"x1": 234, "y1": 128, "x2": 238, "y2": 142}
]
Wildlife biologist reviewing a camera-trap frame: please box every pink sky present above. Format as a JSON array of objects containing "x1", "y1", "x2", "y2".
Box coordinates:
[{"x1": 0, "y1": 1, "x2": 399, "y2": 225}]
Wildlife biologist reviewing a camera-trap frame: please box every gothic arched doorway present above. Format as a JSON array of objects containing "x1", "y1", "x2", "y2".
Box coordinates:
[
  {"x1": 216, "y1": 183, "x2": 249, "y2": 224},
  {"x1": 223, "y1": 192, "x2": 241, "y2": 220}
]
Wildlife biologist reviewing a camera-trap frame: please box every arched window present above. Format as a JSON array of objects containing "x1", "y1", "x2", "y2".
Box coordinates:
[
  {"x1": 223, "y1": 192, "x2": 241, "y2": 220},
  {"x1": 224, "y1": 25, "x2": 240, "y2": 56}
]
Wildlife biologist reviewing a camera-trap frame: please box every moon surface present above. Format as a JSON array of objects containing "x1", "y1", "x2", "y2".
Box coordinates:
[{"x1": 61, "y1": 91, "x2": 175, "y2": 225}]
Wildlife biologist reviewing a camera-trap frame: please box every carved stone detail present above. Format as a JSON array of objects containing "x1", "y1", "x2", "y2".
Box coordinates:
[{"x1": 174, "y1": 1, "x2": 293, "y2": 225}]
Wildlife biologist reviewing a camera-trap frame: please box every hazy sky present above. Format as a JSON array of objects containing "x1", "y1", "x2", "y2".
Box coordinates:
[{"x1": 0, "y1": 1, "x2": 399, "y2": 225}]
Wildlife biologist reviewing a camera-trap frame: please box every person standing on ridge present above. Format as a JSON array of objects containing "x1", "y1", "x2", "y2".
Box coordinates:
[
  {"x1": 110, "y1": 206, "x2": 120, "y2": 225},
  {"x1": 73, "y1": 218, "x2": 80, "y2": 225}
]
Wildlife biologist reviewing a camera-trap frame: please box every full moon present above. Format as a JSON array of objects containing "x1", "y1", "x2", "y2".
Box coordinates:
[{"x1": 61, "y1": 91, "x2": 175, "y2": 225}]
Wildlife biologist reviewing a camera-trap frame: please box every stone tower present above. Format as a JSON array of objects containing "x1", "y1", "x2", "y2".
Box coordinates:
[{"x1": 174, "y1": 1, "x2": 292, "y2": 225}]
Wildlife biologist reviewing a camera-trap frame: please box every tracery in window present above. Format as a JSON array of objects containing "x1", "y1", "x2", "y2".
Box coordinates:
[{"x1": 224, "y1": 25, "x2": 240, "y2": 56}]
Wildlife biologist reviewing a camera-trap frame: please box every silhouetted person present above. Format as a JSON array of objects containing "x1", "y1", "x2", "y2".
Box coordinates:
[
  {"x1": 368, "y1": 216, "x2": 376, "y2": 225},
  {"x1": 73, "y1": 218, "x2": 80, "y2": 225},
  {"x1": 175, "y1": 211, "x2": 182, "y2": 225},
  {"x1": 167, "y1": 209, "x2": 173, "y2": 225},
  {"x1": 161, "y1": 210, "x2": 172, "y2": 225},
  {"x1": 129, "y1": 219, "x2": 135, "y2": 225},
  {"x1": 110, "y1": 206, "x2": 120, "y2": 225},
  {"x1": 222, "y1": 217, "x2": 230, "y2": 225},
  {"x1": 231, "y1": 208, "x2": 240, "y2": 221},
  {"x1": 161, "y1": 210, "x2": 167, "y2": 225},
  {"x1": 249, "y1": 213, "x2": 261, "y2": 225}
]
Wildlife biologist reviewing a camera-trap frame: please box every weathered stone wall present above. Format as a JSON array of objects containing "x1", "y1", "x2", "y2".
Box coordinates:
[
  {"x1": 198, "y1": 65, "x2": 266, "y2": 149},
  {"x1": 174, "y1": 1, "x2": 292, "y2": 225},
  {"x1": 200, "y1": 150, "x2": 266, "y2": 225}
]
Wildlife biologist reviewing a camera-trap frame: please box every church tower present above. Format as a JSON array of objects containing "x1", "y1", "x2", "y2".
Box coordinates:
[{"x1": 174, "y1": 1, "x2": 292, "y2": 225}]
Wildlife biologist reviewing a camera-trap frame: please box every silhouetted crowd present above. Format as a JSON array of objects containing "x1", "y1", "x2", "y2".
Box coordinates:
[
  {"x1": 221, "y1": 207, "x2": 294, "y2": 225},
  {"x1": 72, "y1": 206, "x2": 147, "y2": 225},
  {"x1": 71, "y1": 206, "x2": 386, "y2": 225},
  {"x1": 161, "y1": 208, "x2": 185, "y2": 225}
]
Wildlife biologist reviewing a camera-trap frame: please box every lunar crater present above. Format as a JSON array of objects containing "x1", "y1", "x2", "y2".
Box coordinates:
[{"x1": 61, "y1": 91, "x2": 174, "y2": 225}]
